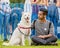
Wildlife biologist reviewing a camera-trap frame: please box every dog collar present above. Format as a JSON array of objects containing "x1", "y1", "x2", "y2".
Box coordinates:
[{"x1": 18, "y1": 26, "x2": 31, "y2": 29}]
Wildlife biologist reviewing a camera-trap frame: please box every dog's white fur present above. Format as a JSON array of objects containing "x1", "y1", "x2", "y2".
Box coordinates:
[{"x1": 2, "y1": 12, "x2": 31, "y2": 46}]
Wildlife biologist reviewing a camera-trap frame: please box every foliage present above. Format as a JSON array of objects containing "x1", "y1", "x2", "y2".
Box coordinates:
[{"x1": 10, "y1": 0, "x2": 25, "y2": 3}]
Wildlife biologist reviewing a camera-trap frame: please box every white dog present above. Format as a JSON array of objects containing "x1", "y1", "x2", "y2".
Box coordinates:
[{"x1": 2, "y1": 12, "x2": 31, "y2": 46}]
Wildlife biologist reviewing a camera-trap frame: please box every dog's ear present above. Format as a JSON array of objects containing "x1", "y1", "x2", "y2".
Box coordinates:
[{"x1": 28, "y1": 12, "x2": 31, "y2": 16}]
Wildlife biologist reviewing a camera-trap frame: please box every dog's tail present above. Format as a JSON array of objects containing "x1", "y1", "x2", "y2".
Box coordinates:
[{"x1": 2, "y1": 42, "x2": 10, "y2": 46}]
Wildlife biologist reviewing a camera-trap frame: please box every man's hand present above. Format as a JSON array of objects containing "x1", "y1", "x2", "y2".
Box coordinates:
[
  {"x1": 37, "y1": 34, "x2": 53, "y2": 39},
  {"x1": 37, "y1": 35, "x2": 45, "y2": 39}
]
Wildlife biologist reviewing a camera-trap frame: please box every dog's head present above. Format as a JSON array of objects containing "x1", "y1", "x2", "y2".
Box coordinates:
[{"x1": 21, "y1": 12, "x2": 31, "y2": 23}]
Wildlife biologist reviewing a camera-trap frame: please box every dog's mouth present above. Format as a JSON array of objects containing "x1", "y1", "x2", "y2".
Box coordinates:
[{"x1": 25, "y1": 17, "x2": 29, "y2": 23}]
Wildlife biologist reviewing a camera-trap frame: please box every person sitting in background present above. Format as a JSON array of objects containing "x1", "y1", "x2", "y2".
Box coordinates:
[{"x1": 31, "y1": 8, "x2": 57, "y2": 45}]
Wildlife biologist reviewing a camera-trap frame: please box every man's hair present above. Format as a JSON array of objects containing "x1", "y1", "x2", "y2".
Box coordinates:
[{"x1": 39, "y1": 8, "x2": 48, "y2": 15}]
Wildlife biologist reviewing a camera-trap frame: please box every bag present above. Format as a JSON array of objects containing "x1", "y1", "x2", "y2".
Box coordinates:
[
  {"x1": 31, "y1": 20, "x2": 36, "y2": 29},
  {"x1": 48, "y1": 22, "x2": 51, "y2": 34}
]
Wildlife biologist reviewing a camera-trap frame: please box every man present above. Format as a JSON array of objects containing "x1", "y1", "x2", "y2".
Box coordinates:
[{"x1": 31, "y1": 8, "x2": 57, "y2": 45}]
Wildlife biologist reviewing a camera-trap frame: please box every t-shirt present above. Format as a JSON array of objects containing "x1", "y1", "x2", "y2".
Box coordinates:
[{"x1": 32, "y1": 19, "x2": 54, "y2": 36}]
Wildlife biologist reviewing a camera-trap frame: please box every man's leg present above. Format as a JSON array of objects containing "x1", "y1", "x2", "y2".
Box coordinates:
[
  {"x1": 31, "y1": 36, "x2": 47, "y2": 45},
  {"x1": 46, "y1": 36, "x2": 57, "y2": 43}
]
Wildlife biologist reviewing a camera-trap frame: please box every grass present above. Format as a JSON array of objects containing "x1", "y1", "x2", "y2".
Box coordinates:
[{"x1": 0, "y1": 39, "x2": 60, "y2": 48}]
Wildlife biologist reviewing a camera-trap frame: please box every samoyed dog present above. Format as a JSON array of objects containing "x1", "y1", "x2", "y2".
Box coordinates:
[{"x1": 2, "y1": 12, "x2": 31, "y2": 46}]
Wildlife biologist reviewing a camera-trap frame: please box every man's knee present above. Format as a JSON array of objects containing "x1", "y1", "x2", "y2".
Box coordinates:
[
  {"x1": 44, "y1": 36, "x2": 57, "y2": 44},
  {"x1": 31, "y1": 36, "x2": 37, "y2": 41},
  {"x1": 31, "y1": 36, "x2": 38, "y2": 44},
  {"x1": 48, "y1": 36, "x2": 58, "y2": 42},
  {"x1": 52, "y1": 36, "x2": 58, "y2": 42}
]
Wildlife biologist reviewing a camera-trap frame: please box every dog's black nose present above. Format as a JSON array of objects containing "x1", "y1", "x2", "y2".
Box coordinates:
[{"x1": 27, "y1": 17, "x2": 29, "y2": 19}]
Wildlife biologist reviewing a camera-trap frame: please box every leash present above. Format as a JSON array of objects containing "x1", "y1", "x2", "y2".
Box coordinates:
[{"x1": 18, "y1": 28, "x2": 30, "y2": 36}]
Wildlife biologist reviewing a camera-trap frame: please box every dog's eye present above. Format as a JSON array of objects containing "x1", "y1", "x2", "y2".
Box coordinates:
[
  {"x1": 25, "y1": 15, "x2": 26, "y2": 16},
  {"x1": 28, "y1": 15, "x2": 30, "y2": 16}
]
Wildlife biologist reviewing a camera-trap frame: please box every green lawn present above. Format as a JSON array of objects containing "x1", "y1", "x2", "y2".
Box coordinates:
[{"x1": 0, "y1": 40, "x2": 60, "y2": 48}]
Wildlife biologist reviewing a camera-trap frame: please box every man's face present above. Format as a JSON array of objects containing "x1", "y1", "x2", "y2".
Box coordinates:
[{"x1": 38, "y1": 11, "x2": 45, "y2": 20}]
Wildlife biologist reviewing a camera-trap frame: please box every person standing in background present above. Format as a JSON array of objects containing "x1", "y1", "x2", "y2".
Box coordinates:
[
  {"x1": 31, "y1": 0, "x2": 38, "y2": 36},
  {"x1": 1, "y1": 1, "x2": 11, "y2": 41},
  {"x1": 47, "y1": 0, "x2": 58, "y2": 36},
  {"x1": 56, "y1": 0, "x2": 60, "y2": 38}
]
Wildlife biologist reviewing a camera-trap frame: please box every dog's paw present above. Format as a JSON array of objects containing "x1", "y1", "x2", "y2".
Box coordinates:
[
  {"x1": 2, "y1": 42, "x2": 9, "y2": 46},
  {"x1": 22, "y1": 43, "x2": 25, "y2": 46}
]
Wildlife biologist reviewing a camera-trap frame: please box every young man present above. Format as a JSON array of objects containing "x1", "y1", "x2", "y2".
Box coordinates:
[{"x1": 31, "y1": 8, "x2": 57, "y2": 45}]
